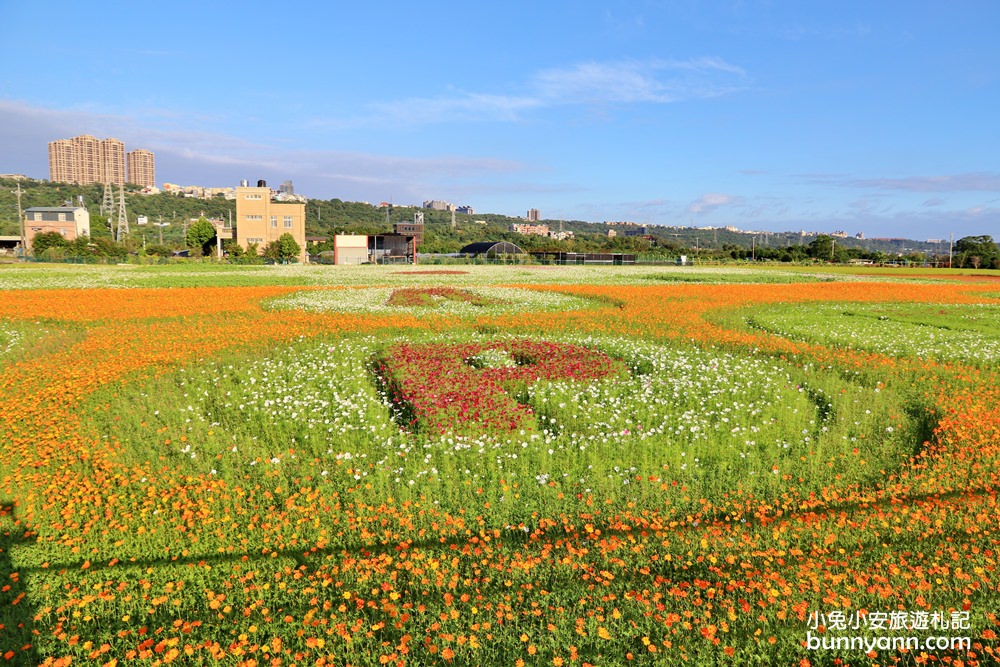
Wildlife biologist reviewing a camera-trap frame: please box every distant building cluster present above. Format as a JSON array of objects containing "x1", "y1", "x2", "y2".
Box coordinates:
[
  {"x1": 48, "y1": 135, "x2": 155, "y2": 188},
  {"x1": 527, "y1": 208, "x2": 541, "y2": 222},
  {"x1": 510, "y1": 223, "x2": 550, "y2": 237},
  {"x1": 159, "y1": 180, "x2": 305, "y2": 203},
  {"x1": 162, "y1": 183, "x2": 235, "y2": 198},
  {"x1": 423, "y1": 199, "x2": 474, "y2": 214},
  {"x1": 507, "y1": 222, "x2": 574, "y2": 241}
]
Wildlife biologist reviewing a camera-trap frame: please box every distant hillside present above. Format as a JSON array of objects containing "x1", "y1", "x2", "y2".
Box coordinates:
[{"x1": 0, "y1": 177, "x2": 962, "y2": 259}]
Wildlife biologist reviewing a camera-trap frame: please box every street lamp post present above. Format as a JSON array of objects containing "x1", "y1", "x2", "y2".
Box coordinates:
[{"x1": 14, "y1": 182, "x2": 25, "y2": 258}]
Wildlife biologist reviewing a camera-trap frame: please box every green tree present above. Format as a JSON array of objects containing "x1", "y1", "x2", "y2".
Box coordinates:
[
  {"x1": 144, "y1": 244, "x2": 173, "y2": 258},
  {"x1": 71, "y1": 235, "x2": 97, "y2": 257},
  {"x1": 185, "y1": 217, "x2": 217, "y2": 255},
  {"x1": 954, "y1": 235, "x2": 999, "y2": 269},
  {"x1": 263, "y1": 233, "x2": 301, "y2": 262},
  {"x1": 807, "y1": 235, "x2": 835, "y2": 261},
  {"x1": 92, "y1": 237, "x2": 128, "y2": 259},
  {"x1": 30, "y1": 232, "x2": 69, "y2": 256},
  {"x1": 223, "y1": 239, "x2": 245, "y2": 259}
]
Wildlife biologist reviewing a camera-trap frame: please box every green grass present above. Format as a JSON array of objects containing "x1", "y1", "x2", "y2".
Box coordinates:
[
  {"x1": 730, "y1": 302, "x2": 1000, "y2": 367},
  {"x1": 4, "y1": 261, "x2": 979, "y2": 291}
]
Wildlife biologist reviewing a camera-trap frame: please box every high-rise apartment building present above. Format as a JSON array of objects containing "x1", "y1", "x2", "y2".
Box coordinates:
[
  {"x1": 127, "y1": 149, "x2": 156, "y2": 188},
  {"x1": 48, "y1": 135, "x2": 129, "y2": 185},
  {"x1": 527, "y1": 208, "x2": 541, "y2": 222}
]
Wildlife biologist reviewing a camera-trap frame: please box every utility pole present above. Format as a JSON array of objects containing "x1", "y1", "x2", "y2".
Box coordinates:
[
  {"x1": 949, "y1": 233, "x2": 954, "y2": 268},
  {"x1": 14, "y1": 182, "x2": 25, "y2": 257}
]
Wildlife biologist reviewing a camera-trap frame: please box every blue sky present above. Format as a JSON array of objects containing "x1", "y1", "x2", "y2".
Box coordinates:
[{"x1": 1, "y1": 0, "x2": 998, "y2": 239}]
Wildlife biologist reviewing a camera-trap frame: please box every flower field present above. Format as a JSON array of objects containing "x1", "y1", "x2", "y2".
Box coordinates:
[{"x1": 1, "y1": 264, "x2": 999, "y2": 666}]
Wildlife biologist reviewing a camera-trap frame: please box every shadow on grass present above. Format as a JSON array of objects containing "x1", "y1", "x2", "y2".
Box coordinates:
[
  {"x1": 1, "y1": 484, "x2": 989, "y2": 665},
  {"x1": 0, "y1": 502, "x2": 38, "y2": 665}
]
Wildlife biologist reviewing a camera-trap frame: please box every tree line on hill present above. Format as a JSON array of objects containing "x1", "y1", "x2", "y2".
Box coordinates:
[{"x1": 2, "y1": 177, "x2": 998, "y2": 267}]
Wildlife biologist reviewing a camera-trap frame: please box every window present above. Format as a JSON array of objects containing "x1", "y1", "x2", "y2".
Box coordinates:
[
  {"x1": 270, "y1": 216, "x2": 278, "y2": 228},
  {"x1": 283, "y1": 216, "x2": 293, "y2": 228},
  {"x1": 33, "y1": 212, "x2": 42, "y2": 221},
  {"x1": 58, "y1": 213, "x2": 66, "y2": 222},
  {"x1": 244, "y1": 215, "x2": 262, "y2": 221},
  {"x1": 244, "y1": 194, "x2": 262, "y2": 200}
]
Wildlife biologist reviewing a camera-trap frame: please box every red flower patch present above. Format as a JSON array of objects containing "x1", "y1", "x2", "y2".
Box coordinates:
[
  {"x1": 386, "y1": 286, "x2": 501, "y2": 308},
  {"x1": 372, "y1": 340, "x2": 626, "y2": 435}
]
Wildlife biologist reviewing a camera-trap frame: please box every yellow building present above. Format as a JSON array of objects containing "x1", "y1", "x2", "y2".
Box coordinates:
[{"x1": 234, "y1": 183, "x2": 306, "y2": 261}]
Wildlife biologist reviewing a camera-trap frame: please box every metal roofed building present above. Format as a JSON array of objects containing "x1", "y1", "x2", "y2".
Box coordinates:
[{"x1": 459, "y1": 241, "x2": 527, "y2": 261}]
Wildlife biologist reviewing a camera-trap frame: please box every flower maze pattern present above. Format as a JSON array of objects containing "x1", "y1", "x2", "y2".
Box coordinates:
[{"x1": 0, "y1": 279, "x2": 999, "y2": 666}]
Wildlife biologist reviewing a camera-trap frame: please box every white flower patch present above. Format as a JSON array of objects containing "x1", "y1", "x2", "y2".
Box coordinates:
[
  {"x1": 747, "y1": 302, "x2": 1000, "y2": 365},
  {"x1": 0, "y1": 324, "x2": 23, "y2": 357},
  {"x1": 267, "y1": 286, "x2": 592, "y2": 316},
  {"x1": 135, "y1": 329, "x2": 908, "y2": 518}
]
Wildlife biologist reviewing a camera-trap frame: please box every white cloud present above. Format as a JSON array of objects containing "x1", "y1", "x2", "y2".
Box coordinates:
[
  {"x1": 319, "y1": 57, "x2": 748, "y2": 127},
  {"x1": 365, "y1": 93, "x2": 542, "y2": 126},
  {"x1": 804, "y1": 171, "x2": 1000, "y2": 193},
  {"x1": 0, "y1": 98, "x2": 527, "y2": 202},
  {"x1": 687, "y1": 192, "x2": 740, "y2": 214},
  {"x1": 533, "y1": 58, "x2": 745, "y2": 105}
]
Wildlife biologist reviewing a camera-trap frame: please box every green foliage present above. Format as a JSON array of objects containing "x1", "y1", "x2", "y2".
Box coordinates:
[
  {"x1": 30, "y1": 231, "x2": 69, "y2": 255},
  {"x1": 263, "y1": 233, "x2": 301, "y2": 262},
  {"x1": 185, "y1": 217, "x2": 217, "y2": 255},
  {"x1": 143, "y1": 244, "x2": 173, "y2": 258},
  {"x1": 223, "y1": 239, "x2": 245, "y2": 258},
  {"x1": 227, "y1": 240, "x2": 264, "y2": 264},
  {"x1": 954, "y1": 235, "x2": 1000, "y2": 269},
  {"x1": 93, "y1": 237, "x2": 127, "y2": 259},
  {"x1": 807, "y1": 234, "x2": 834, "y2": 260}
]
